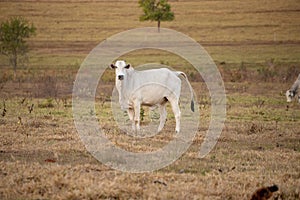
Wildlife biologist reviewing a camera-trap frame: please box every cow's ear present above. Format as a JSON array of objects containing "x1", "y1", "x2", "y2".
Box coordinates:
[
  {"x1": 125, "y1": 64, "x2": 130, "y2": 69},
  {"x1": 110, "y1": 64, "x2": 116, "y2": 69}
]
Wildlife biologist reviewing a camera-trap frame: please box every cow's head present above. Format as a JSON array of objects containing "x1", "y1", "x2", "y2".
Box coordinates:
[
  {"x1": 286, "y1": 89, "x2": 295, "y2": 102},
  {"x1": 110, "y1": 60, "x2": 131, "y2": 81}
]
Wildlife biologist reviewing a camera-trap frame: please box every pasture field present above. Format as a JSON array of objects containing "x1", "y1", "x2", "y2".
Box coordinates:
[{"x1": 0, "y1": 0, "x2": 300, "y2": 199}]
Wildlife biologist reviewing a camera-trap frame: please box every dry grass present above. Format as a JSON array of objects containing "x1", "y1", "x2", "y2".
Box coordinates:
[
  {"x1": 0, "y1": 0, "x2": 300, "y2": 199},
  {"x1": 0, "y1": 82, "x2": 299, "y2": 199}
]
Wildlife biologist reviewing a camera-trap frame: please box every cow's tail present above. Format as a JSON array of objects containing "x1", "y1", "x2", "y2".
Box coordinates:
[{"x1": 176, "y1": 71, "x2": 195, "y2": 112}]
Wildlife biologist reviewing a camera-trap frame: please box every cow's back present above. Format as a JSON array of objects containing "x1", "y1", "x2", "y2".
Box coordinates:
[
  {"x1": 134, "y1": 68, "x2": 180, "y2": 86},
  {"x1": 129, "y1": 68, "x2": 182, "y2": 105}
]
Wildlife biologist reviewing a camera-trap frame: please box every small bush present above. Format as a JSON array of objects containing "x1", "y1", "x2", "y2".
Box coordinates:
[
  {"x1": 38, "y1": 98, "x2": 54, "y2": 108},
  {"x1": 34, "y1": 73, "x2": 58, "y2": 98},
  {"x1": 248, "y1": 122, "x2": 263, "y2": 134},
  {"x1": 282, "y1": 65, "x2": 300, "y2": 83},
  {"x1": 257, "y1": 66, "x2": 277, "y2": 82}
]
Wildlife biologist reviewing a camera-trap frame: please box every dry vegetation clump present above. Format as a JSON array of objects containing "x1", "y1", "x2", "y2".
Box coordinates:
[
  {"x1": 219, "y1": 62, "x2": 300, "y2": 83},
  {"x1": 250, "y1": 184, "x2": 279, "y2": 200}
]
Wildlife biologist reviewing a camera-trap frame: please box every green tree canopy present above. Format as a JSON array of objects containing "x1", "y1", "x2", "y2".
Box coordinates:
[
  {"x1": 139, "y1": 0, "x2": 174, "y2": 31},
  {"x1": 0, "y1": 16, "x2": 36, "y2": 78}
]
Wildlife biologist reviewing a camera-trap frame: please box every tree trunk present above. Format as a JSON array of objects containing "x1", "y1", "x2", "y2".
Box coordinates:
[{"x1": 158, "y1": 20, "x2": 161, "y2": 32}]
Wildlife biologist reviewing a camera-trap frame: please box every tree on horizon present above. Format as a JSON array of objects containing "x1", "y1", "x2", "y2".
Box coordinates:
[
  {"x1": 139, "y1": 0, "x2": 174, "y2": 32},
  {"x1": 0, "y1": 16, "x2": 36, "y2": 79}
]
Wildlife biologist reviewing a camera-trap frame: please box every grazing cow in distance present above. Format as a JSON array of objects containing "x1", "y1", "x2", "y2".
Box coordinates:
[
  {"x1": 110, "y1": 60, "x2": 195, "y2": 133},
  {"x1": 286, "y1": 73, "x2": 300, "y2": 103}
]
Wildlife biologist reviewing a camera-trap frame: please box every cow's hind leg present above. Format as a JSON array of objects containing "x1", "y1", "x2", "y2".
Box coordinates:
[
  {"x1": 169, "y1": 97, "x2": 181, "y2": 133},
  {"x1": 157, "y1": 104, "x2": 167, "y2": 133}
]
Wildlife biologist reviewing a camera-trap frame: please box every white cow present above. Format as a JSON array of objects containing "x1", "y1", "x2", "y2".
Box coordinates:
[
  {"x1": 286, "y1": 73, "x2": 300, "y2": 103},
  {"x1": 110, "y1": 60, "x2": 194, "y2": 133}
]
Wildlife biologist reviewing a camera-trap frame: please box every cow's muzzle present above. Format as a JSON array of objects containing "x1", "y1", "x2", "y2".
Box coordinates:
[{"x1": 118, "y1": 75, "x2": 124, "y2": 80}]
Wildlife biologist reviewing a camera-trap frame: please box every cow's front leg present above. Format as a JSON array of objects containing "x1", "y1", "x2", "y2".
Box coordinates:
[
  {"x1": 298, "y1": 95, "x2": 300, "y2": 103},
  {"x1": 133, "y1": 102, "x2": 141, "y2": 132},
  {"x1": 127, "y1": 108, "x2": 135, "y2": 131}
]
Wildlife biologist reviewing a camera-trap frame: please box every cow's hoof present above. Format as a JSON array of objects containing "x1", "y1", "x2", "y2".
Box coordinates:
[{"x1": 157, "y1": 127, "x2": 163, "y2": 133}]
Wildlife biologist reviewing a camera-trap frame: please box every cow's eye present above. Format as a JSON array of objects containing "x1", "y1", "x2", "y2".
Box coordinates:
[
  {"x1": 124, "y1": 64, "x2": 130, "y2": 69},
  {"x1": 110, "y1": 64, "x2": 117, "y2": 69}
]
